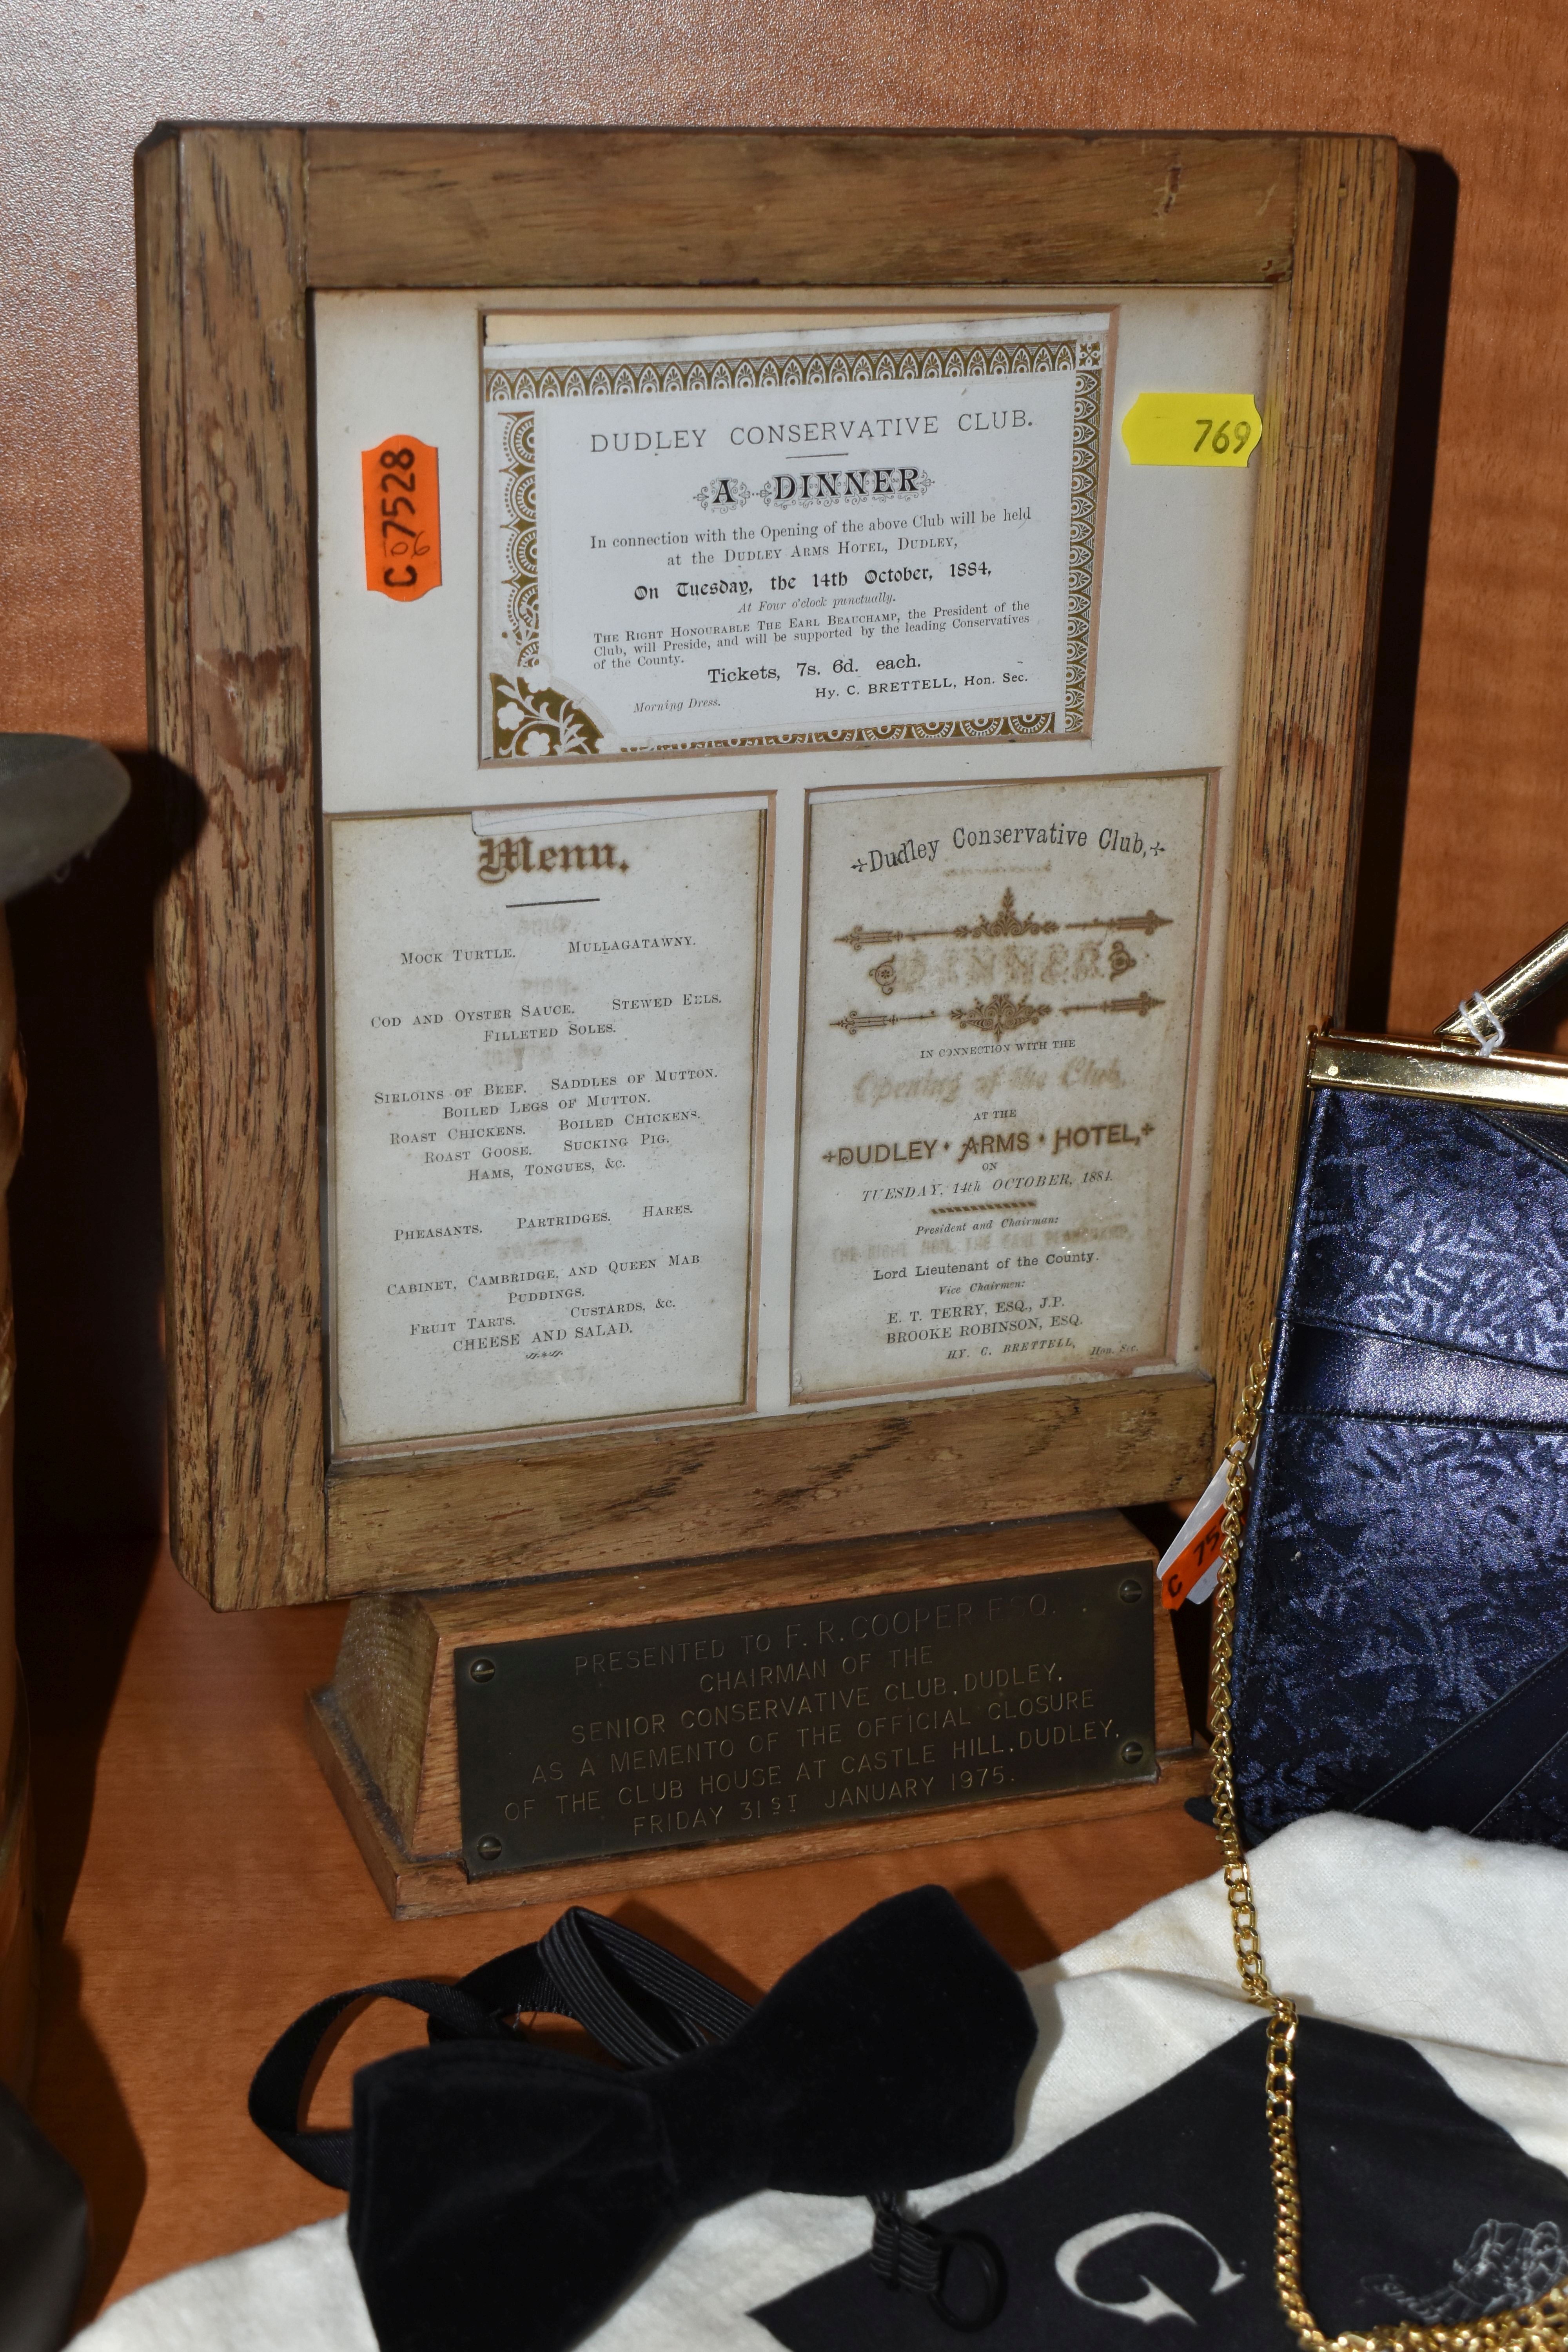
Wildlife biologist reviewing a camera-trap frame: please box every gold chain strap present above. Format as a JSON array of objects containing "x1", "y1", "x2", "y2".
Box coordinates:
[{"x1": 1209, "y1": 1338, "x2": 1568, "y2": 2352}]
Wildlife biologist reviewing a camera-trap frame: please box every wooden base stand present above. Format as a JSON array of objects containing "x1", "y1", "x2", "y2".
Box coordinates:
[{"x1": 310, "y1": 1513, "x2": 1209, "y2": 1920}]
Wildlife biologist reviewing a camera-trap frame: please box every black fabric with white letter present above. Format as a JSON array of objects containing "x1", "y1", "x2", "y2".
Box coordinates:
[{"x1": 755, "y1": 2016, "x2": 1568, "y2": 2348}]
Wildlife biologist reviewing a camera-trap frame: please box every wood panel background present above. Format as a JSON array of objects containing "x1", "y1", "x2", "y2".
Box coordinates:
[
  {"x1": 1, "y1": 23, "x2": 1563, "y2": 2320},
  {"x1": 3, "y1": 0, "x2": 1566, "y2": 1541}
]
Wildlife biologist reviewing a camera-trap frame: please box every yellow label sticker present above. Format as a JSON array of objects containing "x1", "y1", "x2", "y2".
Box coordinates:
[{"x1": 1120, "y1": 393, "x2": 1261, "y2": 468}]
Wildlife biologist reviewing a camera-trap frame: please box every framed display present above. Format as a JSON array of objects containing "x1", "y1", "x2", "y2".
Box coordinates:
[{"x1": 137, "y1": 127, "x2": 1411, "y2": 1614}]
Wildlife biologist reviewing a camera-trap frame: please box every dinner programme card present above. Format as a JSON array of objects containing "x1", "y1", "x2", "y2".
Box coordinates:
[
  {"x1": 327, "y1": 801, "x2": 767, "y2": 1450},
  {"x1": 480, "y1": 314, "x2": 1112, "y2": 762},
  {"x1": 791, "y1": 773, "x2": 1209, "y2": 1399}
]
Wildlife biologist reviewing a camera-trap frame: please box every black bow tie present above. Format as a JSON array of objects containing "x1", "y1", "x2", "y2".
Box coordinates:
[{"x1": 251, "y1": 1887, "x2": 1036, "y2": 2352}]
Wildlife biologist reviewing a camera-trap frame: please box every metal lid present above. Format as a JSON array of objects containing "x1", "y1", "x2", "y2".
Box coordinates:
[
  {"x1": 1314, "y1": 918, "x2": 1568, "y2": 1107},
  {"x1": 1434, "y1": 918, "x2": 1568, "y2": 1054},
  {"x1": 1309, "y1": 1031, "x2": 1568, "y2": 1114},
  {"x1": 0, "y1": 735, "x2": 130, "y2": 902}
]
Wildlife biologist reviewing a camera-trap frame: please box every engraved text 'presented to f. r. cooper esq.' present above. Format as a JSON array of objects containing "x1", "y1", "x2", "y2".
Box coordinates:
[{"x1": 454, "y1": 1562, "x2": 1155, "y2": 1875}]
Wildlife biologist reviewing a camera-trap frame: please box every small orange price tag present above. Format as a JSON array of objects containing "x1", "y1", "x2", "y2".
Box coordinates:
[
  {"x1": 1157, "y1": 1451, "x2": 1239, "y2": 1609},
  {"x1": 1160, "y1": 1507, "x2": 1225, "y2": 1610},
  {"x1": 361, "y1": 436, "x2": 441, "y2": 601}
]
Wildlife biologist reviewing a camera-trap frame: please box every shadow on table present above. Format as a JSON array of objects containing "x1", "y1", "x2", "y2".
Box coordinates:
[
  {"x1": 613, "y1": 1868, "x2": 1058, "y2": 2007},
  {"x1": 34, "y1": 1945, "x2": 146, "y2": 2327},
  {"x1": 7, "y1": 751, "x2": 199, "y2": 1548},
  {"x1": 18, "y1": 1536, "x2": 160, "y2": 2322},
  {"x1": 946, "y1": 1875, "x2": 1057, "y2": 1970}
]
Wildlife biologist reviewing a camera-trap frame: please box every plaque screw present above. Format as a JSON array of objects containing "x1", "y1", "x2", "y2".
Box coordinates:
[
  {"x1": 469, "y1": 1657, "x2": 496, "y2": 1683},
  {"x1": 1118, "y1": 1578, "x2": 1144, "y2": 1604},
  {"x1": 1120, "y1": 1740, "x2": 1146, "y2": 1764},
  {"x1": 475, "y1": 1835, "x2": 503, "y2": 1860}
]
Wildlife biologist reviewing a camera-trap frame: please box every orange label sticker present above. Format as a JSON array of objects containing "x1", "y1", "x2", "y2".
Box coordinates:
[
  {"x1": 1160, "y1": 1506, "x2": 1225, "y2": 1610},
  {"x1": 362, "y1": 437, "x2": 441, "y2": 601},
  {"x1": 1157, "y1": 1451, "x2": 1237, "y2": 1610}
]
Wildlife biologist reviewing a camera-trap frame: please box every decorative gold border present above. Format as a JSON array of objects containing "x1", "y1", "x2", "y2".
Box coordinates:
[
  {"x1": 827, "y1": 892, "x2": 1164, "y2": 1019},
  {"x1": 485, "y1": 334, "x2": 1107, "y2": 761},
  {"x1": 484, "y1": 336, "x2": 1091, "y2": 400},
  {"x1": 499, "y1": 410, "x2": 539, "y2": 666}
]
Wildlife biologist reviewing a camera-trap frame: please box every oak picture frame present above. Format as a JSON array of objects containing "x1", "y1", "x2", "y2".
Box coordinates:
[{"x1": 136, "y1": 126, "x2": 1411, "y2": 1613}]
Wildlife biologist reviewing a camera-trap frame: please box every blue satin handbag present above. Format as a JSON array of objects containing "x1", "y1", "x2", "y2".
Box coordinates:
[{"x1": 1225, "y1": 922, "x2": 1568, "y2": 1851}]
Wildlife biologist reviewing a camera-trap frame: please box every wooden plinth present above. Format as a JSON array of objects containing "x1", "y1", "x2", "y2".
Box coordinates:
[{"x1": 310, "y1": 1512, "x2": 1210, "y2": 1920}]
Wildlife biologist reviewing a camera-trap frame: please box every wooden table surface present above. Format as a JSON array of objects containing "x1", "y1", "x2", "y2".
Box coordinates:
[{"x1": 19, "y1": 1542, "x2": 1219, "y2": 2325}]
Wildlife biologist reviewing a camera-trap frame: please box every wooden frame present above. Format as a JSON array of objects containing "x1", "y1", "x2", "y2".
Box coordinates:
[{"x1": 137, "y1": 128, "x2": 1410, "y2": 1611}]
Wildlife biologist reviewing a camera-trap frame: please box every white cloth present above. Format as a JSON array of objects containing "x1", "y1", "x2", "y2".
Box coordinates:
[{"x1": 77, "y1": 1815, "x2": 1568, "y2": 2350}]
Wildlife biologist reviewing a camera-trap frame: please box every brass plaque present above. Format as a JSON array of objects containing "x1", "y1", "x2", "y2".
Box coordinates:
[{"x1": 454, "y1": 1562, "x2": 1155, "y2": 1877}]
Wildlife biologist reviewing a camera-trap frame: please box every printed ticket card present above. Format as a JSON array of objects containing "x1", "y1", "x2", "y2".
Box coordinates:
[{"x1": 480, "y1": 314, "x2": 1113, "y2": 761}]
